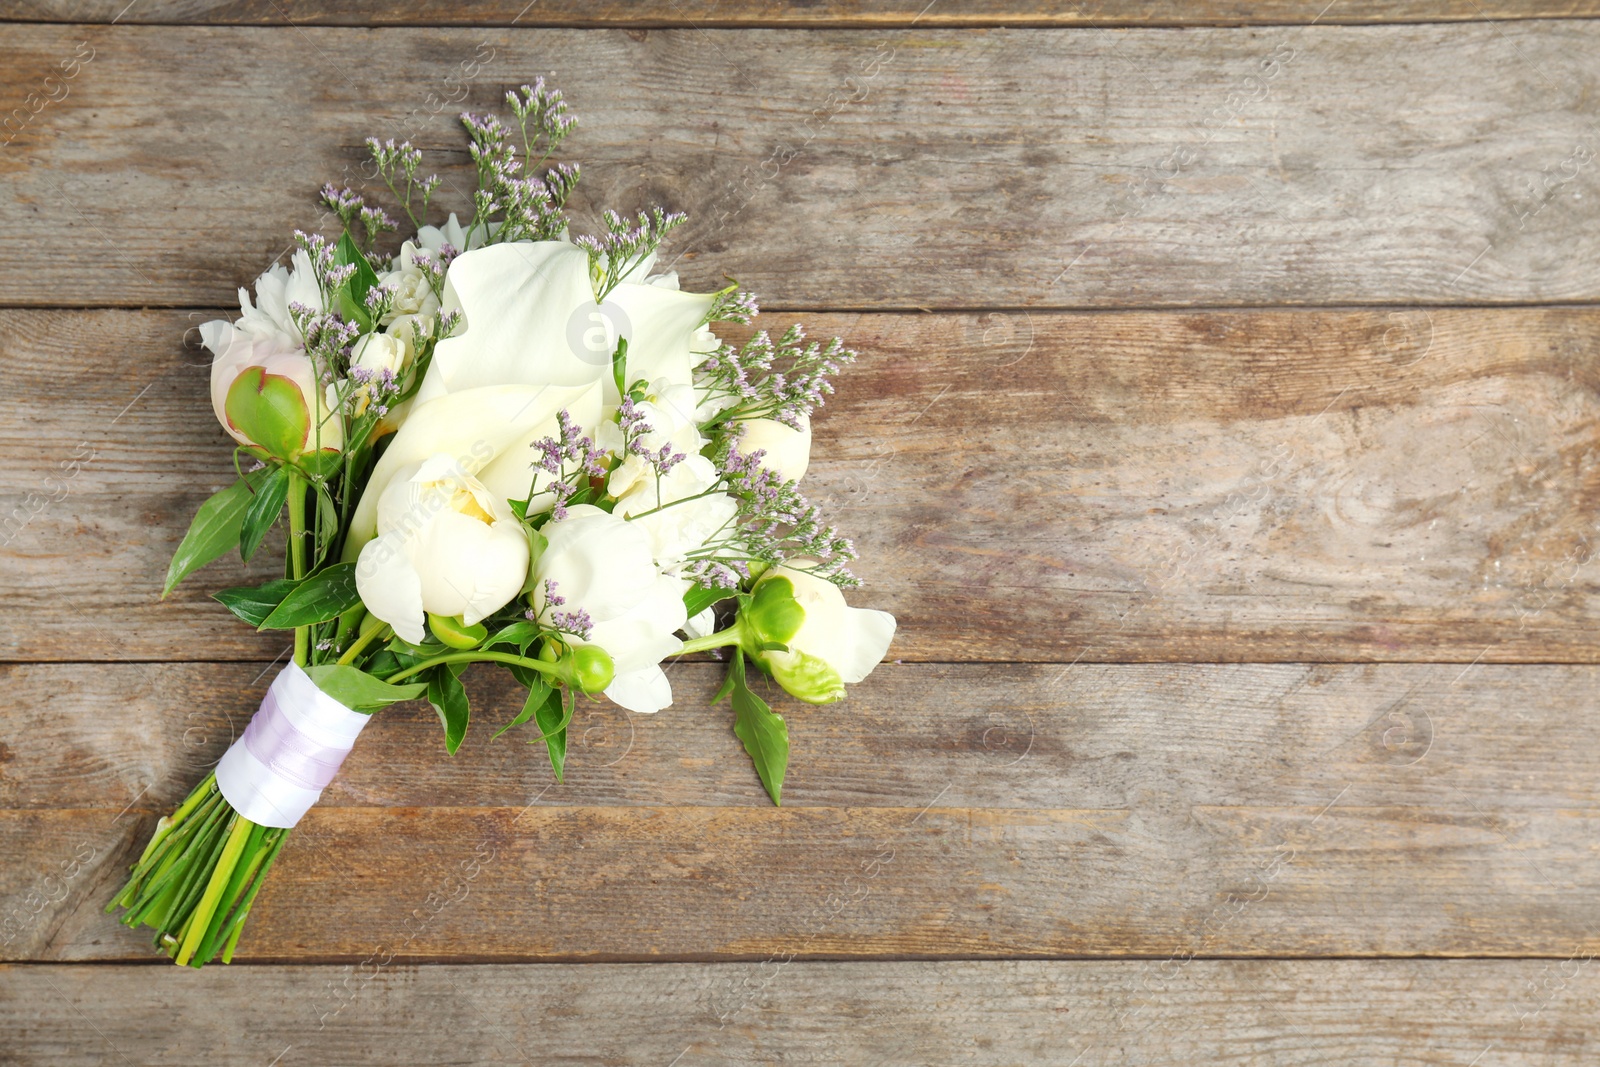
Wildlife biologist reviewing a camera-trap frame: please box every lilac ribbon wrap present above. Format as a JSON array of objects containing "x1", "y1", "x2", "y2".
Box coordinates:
[{"x1": 214, "y1": 661, "x2": 373, "y2": 828}]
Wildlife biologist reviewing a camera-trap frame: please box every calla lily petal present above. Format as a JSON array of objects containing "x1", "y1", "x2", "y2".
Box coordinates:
[{"x1": 346, "y1": 382, "x2": 597, "y2": 556}]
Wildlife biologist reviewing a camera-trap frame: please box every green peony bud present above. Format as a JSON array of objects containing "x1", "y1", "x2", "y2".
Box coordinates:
[
  {"x1": 428, "y1": 613, "x2": 487, "y2": 650},
  {"x1": 224, "y1": 366, "x2": 313, "y2": 460},
  {"x1": 565, "y1": 645, "x2": 615, "y2": 695},
  {"x1": 762, "y1": 648, "x2": 846, "y2": 705},
  {"x1": 739, "y1": 575, "x2": 806, "y2": 654}
]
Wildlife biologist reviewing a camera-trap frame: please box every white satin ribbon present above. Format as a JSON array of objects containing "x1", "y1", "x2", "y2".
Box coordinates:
[{"x1": 215, "y1": 661, "x2": 372, "y2": 828}]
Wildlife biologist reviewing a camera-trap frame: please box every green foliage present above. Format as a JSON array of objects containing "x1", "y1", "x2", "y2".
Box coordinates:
[
  {"x1": 162, "y1": 470, "x2": 267, "y2": 598},
  {"x1": 238, "y1": 465, "x2": 290, "y2": 563},
  {"x1": 259, "y1": 562, "x2": 361, "y2": 629},
  {"x1": 212, "y1": 578, "x2": 299, "y2": 627},
  {"x1": 304, "y1": 664, "x2": 427, "y2": 711},
  {"x1": 427, "y1": 665, "x2": 471, "y2": 754},
  {"x1": 716, "y1": 653, "x2": 789, "y2": 806}
]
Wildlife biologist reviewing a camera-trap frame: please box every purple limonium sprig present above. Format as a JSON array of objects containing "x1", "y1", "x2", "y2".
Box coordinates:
[
  {"x1": 616, "y1": 396, "x2": 687, "y2": 477},
  {"x1": 525, "y1": 579, "x2": 595, "y2": 641},
  {"x1": 574, "y1": 206, "x2": 687, "y2": 300},
  {"x1": 682, "y1": 437, "x2": 859, "y2": 587},
  {"x1": 693, "y1": 322, "x2": 855, "y2": 432},
  {"x1": 529, "y1": 409, "x2": 609, "y2": 519}
]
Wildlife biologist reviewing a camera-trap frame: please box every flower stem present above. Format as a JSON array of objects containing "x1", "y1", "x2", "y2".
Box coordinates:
[
  {"x1": 173, "y1": 812, "x2": 252, "y2": 966},
  {"x1": 337, "y1": 617, "x2": 390, "y2": 666},
  {"x1": 287, "y1": 472, "x2": 308, "y2": 667},
  {"x1": 386, "y1": 649, "x2": 562, "y2": 686},
  {"x1": 679, "y1": 626, "x2": 743, "y2": 655}
]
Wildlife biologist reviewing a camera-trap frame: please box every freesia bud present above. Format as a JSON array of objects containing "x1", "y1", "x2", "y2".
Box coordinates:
[
  {"x1": 748, "y1": 565, "x2": 896, "y2": 705},
  {"x1": 352, "y1": 333, "x2": 407, "y2": 376},
  {"x1": 735, "y1": 414, "x2": 811, "y2": 481}
]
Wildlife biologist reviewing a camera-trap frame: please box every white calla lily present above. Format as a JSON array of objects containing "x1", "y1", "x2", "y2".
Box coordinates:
[
  {"x1": 345, "y1": 382, "x2": 601, "y2": 557},
  {"x1": 415, "y1": 242, "x2": 715, "y2": 408},
  {"x1": 355, "y1": 454, "x2": 530, "y2": 644}
]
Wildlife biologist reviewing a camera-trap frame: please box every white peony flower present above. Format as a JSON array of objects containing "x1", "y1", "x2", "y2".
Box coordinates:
[
  {"x1": 343, "y1": 381, "x2": 600, "y2": 560},
  {"x1": 355, "y1": 454, "x2": 530, "y2": 644},
  {"x1": 533, "y1": 504, "x2": 689, "y2": 713}
]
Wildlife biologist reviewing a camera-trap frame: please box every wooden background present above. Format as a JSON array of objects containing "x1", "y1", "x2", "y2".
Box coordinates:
[{"x1": 5, "y1": 2, "x2": 1600, "y2": 1063}]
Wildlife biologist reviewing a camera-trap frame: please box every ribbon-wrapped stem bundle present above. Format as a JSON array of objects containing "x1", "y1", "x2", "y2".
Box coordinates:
[{"x1": 109, "y1": 82, "x2": 896, "y2": 965}]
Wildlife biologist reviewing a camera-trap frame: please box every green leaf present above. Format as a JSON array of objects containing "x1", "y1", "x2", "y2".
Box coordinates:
[
  {"x1": 723, "y1": 654, "x2": 789, "y2": 806},
  {"x1": 518, "y1": 527, "x2": 549, "y2": 596},
  {"x1": 427, "y1": 666, "x2": 471, "y2": 755},
  {"x1": 484, "y1": 620, "x2": 542, "y2": 654},
  {"x1": 610, "y1": 336, "x2": 629, "y2": 401},
  {"x1": 212, "y1": 578, "x2": 299, "y2": 627},
  {"x1": 162, "y1": 471, "x2": 265, "y2": 598},
  {"x1": 303, "y1": 664, "x2": 427, "y2": 711},
  {"x1": 259, "y1": 562, "x2": 361, "y2": 629},
  {"x1": 334, "y1": 231, "x2": 380, "y2": 329},
  {"x1": 491, "y1": 672, "x2": 552, "y2": 740},
  {"x1": 238, "y1": 465, "x2": 290, "y2": 563},
  {"x1": 534, "y1": 687, "x2": 570, "y2": 780},
  {"x1": 684, "y1": 583, "x2": 736, "y2": 619}
]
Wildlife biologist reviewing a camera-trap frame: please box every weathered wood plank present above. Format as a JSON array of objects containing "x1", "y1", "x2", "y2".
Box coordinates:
[
  {"x1": 4, "y1": 662, "x2": 1598, "y2": 961},
  {"x1": 0, "y1": 661, "x2": 1592, "y2": 813},
  {"x1": 5, "y1": 307, "x2": 1600, "y2": 663},
  {"x1": 6, "y1": 23, "x2": 1600, "y2": 308},
  {"x1": 7, "y1": 1, "x2": 1600, "y2": 26},
  {"x1": 3, "y1": 960, "x2": 1595, "y2": 1066}
]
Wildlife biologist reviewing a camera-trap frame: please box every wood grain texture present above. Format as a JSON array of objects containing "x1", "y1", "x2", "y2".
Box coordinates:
[
  {"x1": 4, "y1": 960, "x2": 1597, "y2": 1066},
  {"x1": 7, "y1": 1, "x2": 1600, "y2": 25},
  {"x1": 6, "y1": 23, "x2": 1600, "y2": 308},
  {"x1": 4, "y1": 661, "x2": 1598, "y2": 961},
  {"x1": 5, "y1": 308, "x2": 1600, "y2": 663}
]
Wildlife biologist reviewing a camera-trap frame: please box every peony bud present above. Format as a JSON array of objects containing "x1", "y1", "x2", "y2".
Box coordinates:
[
  {"x1": 747, "y1": 565, "x2": 895, "y2": 705},
  {"x1": 202, "y1": 324, "x2": 343, "y2": 458}
]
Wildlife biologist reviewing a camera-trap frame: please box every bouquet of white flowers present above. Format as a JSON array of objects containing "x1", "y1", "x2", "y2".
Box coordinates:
[{"x1": 108, "y1": 82, "x2": 896, "y2": 967}]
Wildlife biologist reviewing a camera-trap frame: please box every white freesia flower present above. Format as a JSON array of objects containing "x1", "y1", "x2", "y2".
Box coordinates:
[
  {"x1": 735, "y1": 414, "x2": 811, "y2": 482},
  {"x1": 533, "y1": 504, "x2": 689, "y2": 713},
  {"x1": 385, "y1": 313, "x2": 434, "y2": 366},
  {"x1": 378, "y1": 240, "x2": 442, "y2": 323},
  {"x1": 752, "y1": 564, "x2": 896, "y2": 704},
  {"x1": 355, "y1": 454, "x2": 529, "y2": 644},
  {"x1": 413, "y1": 212, "x2": 485, "y2": 262}
]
